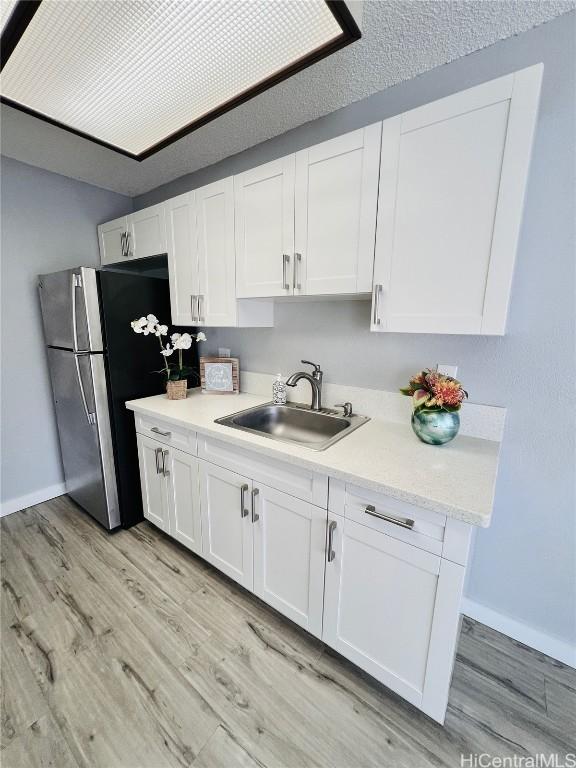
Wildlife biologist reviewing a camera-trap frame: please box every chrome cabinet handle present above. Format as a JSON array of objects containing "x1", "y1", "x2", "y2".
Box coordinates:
[
  {"x1": 240, "y1": 483, "x2": 249, "y2": 517},
  {"x1": 154, "y1": 447, "x2": 163, "y2": 474},
  {"x1": 327, "y1": 520, "x2": 337, "y2": 562},
  {"x1": 282, "y1": 254, "x2": 291, "y2": 290},
  {"x1": 251, "y1": 488, "x2": 260, "y2": 523},
  {"x1": 120, "y1": 232, "x2": 126, "y2": 258},
  {"x1": 365, "y1": 504, "x2": 414, "y2": 530},
  {"x1": 190, "y1": 295, "x2": 197, "y2": 322},
  {"x1": 162, "y1": 450, "x2": 170, "y2": 477},
  {"x1": 372, "y1": 284, "x2": 382, "y2": 326},
  {"x1": 293, "y1": 252, "x2": 302, "y2": 290},
  {"x1": 151, "y1": 427, "x2": 171, "y2": 437},
  {"x1": 125, "y1": 231, "x2": 132, "y2": 258},
  {"x1": 198, "y1": 294, "x2": 204, "y2": 323}
]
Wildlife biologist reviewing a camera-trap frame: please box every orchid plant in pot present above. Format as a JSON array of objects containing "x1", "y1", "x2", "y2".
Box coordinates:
[
  {"x1": 400, "y1": 369, "x2": 468, "y2": 445},
  {"x1": 131, "y1": 314, "x2": 206, "y2": 400}
]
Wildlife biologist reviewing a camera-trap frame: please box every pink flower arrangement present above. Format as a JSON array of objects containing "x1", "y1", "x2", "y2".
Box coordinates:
[{"x1": 400, "y1": 369, "x2": 468, "y2": 412}]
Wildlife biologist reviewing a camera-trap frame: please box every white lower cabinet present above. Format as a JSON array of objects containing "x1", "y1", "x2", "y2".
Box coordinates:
[
  {"x1": 198, "y1": 460, "x2": 254, "y2": 590},
  {"x1": 136, "y1": 434, "x2": 202, "y2": 552},
  {"x1": 135, "y1": 421, "x2": 468, "y2": 724},
  {"x1": 137, "y1": 435, "x2": 171, "y2": 533},
  {"x1": 323, "y1": 514, "x2": 465, "y2": 721},
  {"x1": 165, "y1": 447, "x2": 202, "y2": 556},
  {"x1": 252, "y1": 483, "x2": 326, "y2": 638}
]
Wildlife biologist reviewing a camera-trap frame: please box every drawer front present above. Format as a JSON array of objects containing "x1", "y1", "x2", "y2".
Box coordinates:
[
  {"x1": 135, "y1": 414, "x2": 196, "y2": 454},
  {"x1": 333, "y1": 481, "x2": 446, "y2": 556},
  {"x1": 198, "y1": 436, "x2": 328, "y2": 507}
]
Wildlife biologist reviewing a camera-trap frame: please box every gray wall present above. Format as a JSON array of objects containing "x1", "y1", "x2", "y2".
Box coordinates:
[
  {"x1": 0, "y1": 157, "x2": 132, "y2": 506},
  {"x1": 135, "y1": 14, "x2": 576, "y2": 647}
]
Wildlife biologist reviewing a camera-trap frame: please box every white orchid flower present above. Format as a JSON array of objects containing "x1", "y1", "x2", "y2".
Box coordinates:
[
  {"x1": 160, "y1": 344, "x2": 174, "y2": 356},
  {"x1": 131, "y1": 317, "x2": 148, "y2": 333},
  {"x1": 196, "y1": 331, "x2": 207, "y2": 342},
  {"x1": 176, "y1": 333, "x2": 193, "y2": 350},
  {"x1": 146, "y1": 314, "x2": 159, "y2": 324},
  {"x1": 171, "y1": 333, "x2": 181, "y2": 344},
  {"x1": 155, "y1": 324, "x2": 168, "y2": 337}
]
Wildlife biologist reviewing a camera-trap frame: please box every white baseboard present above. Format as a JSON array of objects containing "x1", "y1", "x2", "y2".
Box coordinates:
[
  {"x1": 0, "y1": 483, "x2": 66, "y2": 518},
  {"x1": 461, "y1": 597, "x2": 576, "y2": 668}
]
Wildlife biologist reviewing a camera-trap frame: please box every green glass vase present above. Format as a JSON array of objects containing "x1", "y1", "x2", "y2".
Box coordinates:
[{"x1": 411, "y1": 409, "x2": 460, "y2": 445}]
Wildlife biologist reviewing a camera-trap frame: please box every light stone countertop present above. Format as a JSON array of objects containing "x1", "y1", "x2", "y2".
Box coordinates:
[{"x1": 126, "y1": 390, "x2": 501, "y2": 527}]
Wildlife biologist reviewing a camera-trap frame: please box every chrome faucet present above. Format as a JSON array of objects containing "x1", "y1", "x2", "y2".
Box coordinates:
[{"x1": 286, "y1": 360, "x2": 323, "y2": 411}]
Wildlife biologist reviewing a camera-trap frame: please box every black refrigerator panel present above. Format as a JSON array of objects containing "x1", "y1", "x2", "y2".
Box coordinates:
[{"x1": 97, "y1": 269, "x2": 198, "y2": 528}]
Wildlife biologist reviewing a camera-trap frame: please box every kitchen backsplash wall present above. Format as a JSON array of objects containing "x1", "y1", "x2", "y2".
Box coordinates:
[{"x1": 133, "y1": 13, "x2": 576, "y2": 651}]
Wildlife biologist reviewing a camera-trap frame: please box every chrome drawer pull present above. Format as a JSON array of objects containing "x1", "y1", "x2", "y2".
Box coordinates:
[
  {"x1": 327, "y1": 520, "x2": 337, "y2": 562},
  {"x1": 365, "y1": 504, "x2": 414, "y2": 530},
  {"x1": 240, "y1": 484, "x2": 249, "y2": 517},
  {"x1": 162, "y1": 450, "x2": 170, "y2": 477},
  {"x1": 251, "y1": 487, "x2": 260, "y2": 523},
  {"x1": 154, "y1": 447, "x2": 163, "y2": 474},
  {"x1": 151, "y1": 427, "x2": 171, "y2": 437}
]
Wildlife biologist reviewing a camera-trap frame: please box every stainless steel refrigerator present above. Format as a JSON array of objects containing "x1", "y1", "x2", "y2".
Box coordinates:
[{"x1": 38, "y1": 259, "x2": 184, "y2": 530}]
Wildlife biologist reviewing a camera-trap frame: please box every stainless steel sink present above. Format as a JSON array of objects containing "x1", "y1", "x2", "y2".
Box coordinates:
[{"x1": 215, "y1": 401, "x2": 369, "y2": 451}]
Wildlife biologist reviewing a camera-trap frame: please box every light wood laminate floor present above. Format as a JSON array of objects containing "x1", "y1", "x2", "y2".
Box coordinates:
[{"x1": 1, "y1": 496, "x2": 574, "y2": 768}]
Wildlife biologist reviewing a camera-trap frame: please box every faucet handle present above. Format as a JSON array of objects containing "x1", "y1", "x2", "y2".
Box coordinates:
[{"x1": 301, "y1": 360, "x2": 322, "y2": 374}]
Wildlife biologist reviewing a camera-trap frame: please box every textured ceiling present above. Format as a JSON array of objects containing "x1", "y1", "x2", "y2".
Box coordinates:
[{"x1": 1, "y1": 0, "x2": 574, "y2": 197}]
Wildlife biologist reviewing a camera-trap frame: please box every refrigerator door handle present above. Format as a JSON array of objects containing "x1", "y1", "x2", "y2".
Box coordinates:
[
  {"x1": 71, "y1": 272, "x2": 81, "y2": 352},
  {"x1": 74, "y1": 353, "x2": 96, "y2": 425}
]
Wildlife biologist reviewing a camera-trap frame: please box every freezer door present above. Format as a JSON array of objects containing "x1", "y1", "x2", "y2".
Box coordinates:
[
  {"x1": 38, "y1": 268, "x2": 103, "y2": 351},
  {"x1": 46, "y1": 348, "x2": 119, "y2": 529}
]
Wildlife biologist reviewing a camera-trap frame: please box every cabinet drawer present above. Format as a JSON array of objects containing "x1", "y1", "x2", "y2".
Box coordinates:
[
  {"x1": 198, "y1": 436, "x2": 327, "y2": 507},
  {"x1": 330, "y1": 480, "x2": 446, "y2": 556},
  {"x1": 135, "y1": 414, "x2": 196, "y2": 454}
]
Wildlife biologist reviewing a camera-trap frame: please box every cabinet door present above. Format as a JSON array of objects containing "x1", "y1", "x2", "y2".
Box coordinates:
[
  {"x1": 129, "y1": 203, "x2": 167, "y2": 260},
  {"x1": 165, "y1": 447, "x2": 202, "y2": 556},
  {"x1": 197, "y1": 178, "x2": 237, "y2": 326},
  {"x1": 235, "y1": 156, "x2": 295, "y2": 298},
  {"x1": 323, "y1": 516, "x2": 458, "y2": 717},
  {"x1": 372, "y1": 65, "x2": 542, "y2": 335},
  {"x1": 252, "y1": 484, "x2": 326, "y2": 638},
  {"x1": 199, "y1": 461, "x2": 253, "y2": 590},
  {"x1": 166, "y1": 192, "x2": 199, "y2": 325},
  {"x1": 98, "y1": 216, "x2": 128, "y2": 265},
  {"x1": 294, "y1": 124, "x2": 381, "y2": 296},
  {"x1": 136, "y1": 435, "x2": 169, "y2": 533}
]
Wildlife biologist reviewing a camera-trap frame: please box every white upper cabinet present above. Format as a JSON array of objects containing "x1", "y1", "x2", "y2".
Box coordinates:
[
  {"x1": 166, "y1": 192, "x2": 198, "y2": 325},
  {"x1": 196, "y1": 178, "x2": 237, "y2": 327},
  {"x1": 235, "y1": 156, "x2": 295, "y2": 298},
  {"x1": 295, "y1": 123, "x2": 382, "y2": 295},
  {"x1": 98, "y1": 215, "x2": 129, "y2": 265},
  {"x1": 166, "y1": 180, "x2": 273, "y2": 327},
  {"x1": 235, "y1": 125, "x2": 381, "y2": 298},
  {"x1": 130, "y1": 203, "x2": 167, "y2": 260},
  {"x1": 98, "y1": 204, "x2": 167, "y2": 264},
  {"x1": 372, "y1": 65, "x2": 543, "y2": 335}
]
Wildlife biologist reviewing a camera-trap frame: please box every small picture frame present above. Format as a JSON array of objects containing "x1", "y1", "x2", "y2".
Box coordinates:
[{"x1": 200, "y1": 357, "x2": 240, "y2": 394}]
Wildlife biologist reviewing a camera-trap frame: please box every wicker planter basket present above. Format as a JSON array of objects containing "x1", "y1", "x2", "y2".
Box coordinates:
[{"x1": 166, "y1": 379, "x2": 187, "y2": 400}]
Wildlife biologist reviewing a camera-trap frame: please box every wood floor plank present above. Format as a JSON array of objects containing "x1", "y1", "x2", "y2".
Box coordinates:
[
  {"x1": 460, "y1": 616, "x2": 576, "y2": 691},
  {"x1": 1, "y1": 618, "x2": 49, "y2": 751},
  {"x1": 3, "y1": 496, "x2": 575, "y2": 768},
  {"x1": 0, "y1": 714, "x2": 79, "y2": 768},
  {"x1": 192, "y1": 724, "x2": 266, "y2": 768},
  {"x1": 544, "y1": 678, "x2": 576, "y2": 732}
]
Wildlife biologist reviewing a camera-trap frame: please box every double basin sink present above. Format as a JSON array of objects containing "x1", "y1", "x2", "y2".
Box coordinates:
[{"x1": 215, "y1": 401, "x2": 369, "y2": 451}]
